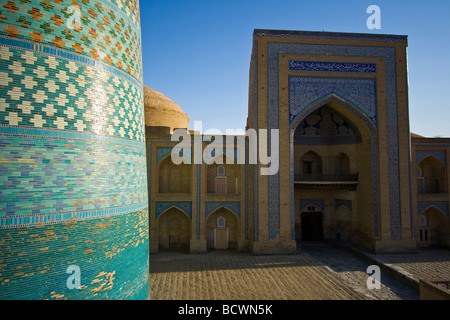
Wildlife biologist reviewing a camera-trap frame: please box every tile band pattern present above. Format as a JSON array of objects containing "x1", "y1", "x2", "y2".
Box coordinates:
[
  {"x1": 0, "y1": 45, "x2": 145, "y2": 142},
  {"x1": 289, "y1": 60, "x2": 377, "y2": 73},
  {"x1": 0, "y1": 0, "x2": 143, "y2": 80},
  {"x1": 0, "y1": 35, "x2": 142, "y2": 89},
  {"x1": 0, "y1": 202, "x2": 147, "y2": 229}
]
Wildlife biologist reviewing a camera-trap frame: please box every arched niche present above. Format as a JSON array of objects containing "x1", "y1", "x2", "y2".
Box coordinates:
[
  {"x1": 417, "y1": 156, "x2": 447, "y2": 194},
  {"x1": 157, "y1": 207, "x2": 191, "y2": 251},
  {"x1": 158, "y1": 155, "x2": 191, "y2": 193},
  {"x1": 206, "y1": 153, "x2": 240, "y2": 194}
]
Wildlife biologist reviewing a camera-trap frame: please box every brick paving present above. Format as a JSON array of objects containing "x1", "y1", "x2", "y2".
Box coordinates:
[
  {"x1": 149, "y1": 245, "x2": 450, "y2": 300},
  {"x1": 300, "y1": 243, "x2": 419, "y2": 300},
  {"x1": 366, "y1": 247, "x2": 450, "y2": 283},
  {"x1": 149, "y1": 250, "x2": 365, "y2": 300}
]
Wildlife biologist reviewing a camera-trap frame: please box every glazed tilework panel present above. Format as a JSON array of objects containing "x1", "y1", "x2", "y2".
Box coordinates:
[
  {"x1": 300, "y1": 199, "x2": 325, "y2": 212},
  {"x1": 0, "y1": 45, "x2": 145, "y2": 142},
  {"x1": 288, "y1": 77, "x2": 377, "y2": 127},
  {"x1": 0, "y1": 134, "x2": 147, "y2": 218},
  {"x1": 0, "y1": 0, "x2": 143, "y2": 81},
  {"x1": 417, "y1": 201, "x2": 449, "y2": 217},
  {"x1": 205, "y1": 201, "x2": 240, "y2": 219},
  {"x1": 415, "y1": 150, "x2": 446, "y2": 165},
  {"x1": 252, "y1": 40, "x2": 258, "y2": 242},
  {"x1": 0, "y1": 0, "x2": 148, "y2": 299},
  {"x1": 289, "y1": 60, "x2": 377, "y2": 73},
  {"x1": 0, "y1": 208, "x2": 149, "y2": 300},
  {"x1": 335, "y1": 199, "x2": 352, "y2": 211},
  {"x1": 155, "y1": 201, "x2": 192, "y2": 220}
]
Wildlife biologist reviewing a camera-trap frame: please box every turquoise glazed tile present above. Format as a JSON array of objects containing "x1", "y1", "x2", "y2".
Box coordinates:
[{"x1": 0, "y1": 0, "x2": 149, "y2": 300}]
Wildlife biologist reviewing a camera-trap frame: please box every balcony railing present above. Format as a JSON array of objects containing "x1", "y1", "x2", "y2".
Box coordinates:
[{"x1": 294, "y1": 174, "x2": 359, "y2": 182}]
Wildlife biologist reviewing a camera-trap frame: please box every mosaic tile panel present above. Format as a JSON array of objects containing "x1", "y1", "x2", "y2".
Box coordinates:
[
  {"x1": 205, "y1": 201, "x2": 240, "y2": 219},
  {"x1": 300, "y1": 198, "x2": 325, "y2": 212},
  {"x1": 417, "y1": 201, "x2": 449, "y2": 217},
  {"x1": 288, "y1": 76, "x2": 377, "y2": 127},
  {"x1": 156, "y1": 146, "x2": 175, "y2": 164},
  {"x1": 0, "y1": 208, "x2": 149, "y2": 300},
  {"x1": 197, "y1": 163, "x2": 201, "y2": 239},
  {"x1": 252, "y1": 40, "x2": 258, "y2": 242},
  {"x1": 415, "y1": 150, "x2": 446, "y2": 165},
  {"x1": 0, "y1": 134, "x2": 147, "y2": 218},
  {"x1": 0, "y1": 45, "x2": 145, "y2": 142},
  {"x1": 155, "y1": 201, "x2": 192, "y2": 220},
  {"x1": 289, "y1": 60, "x2": 377, "y2": 73},
  {"x1": 335, "y1": 199, "x2": 352, "y2": 211},
  {"x1": 0, "y1": 0, "x2": 143, "y2": 81}
]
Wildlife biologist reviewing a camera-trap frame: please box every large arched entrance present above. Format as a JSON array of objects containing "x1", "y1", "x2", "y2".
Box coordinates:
[
  {"x1": 157, "y1": 207, "x2": 191, "y2": 251},
  {"x1": 417, "y1": 156, "x2": 447, "y2": 194},
  {"x1": 291, "y1": 98, "x2": 375, "y2": 246},
  {"x1": 417, "y1": 207, "x2": 449, "y2": 248},
  {"x1": 206, "y1": 207, "x2": 239, "y2": 250}
]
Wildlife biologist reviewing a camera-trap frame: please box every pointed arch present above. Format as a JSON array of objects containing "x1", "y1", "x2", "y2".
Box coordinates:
[
  {"x1": 335, "y1": 152, "x2": 350, "y2": 175},
  {"x1": 158, "y1": 154, "x2": 191, "y2": 193},
  {"x1": 418, "y1": 206, "x2": 450, "y2": 248},
  {"x1": 206, "y1": 153, "x2": 240, "y2": 194},
  {"x1": 206, "y1": 206, "x2": 239, "y2": 250},
  {"x1": 206, "y1": 205, "x2": 240, "y2": 221},
  {"x1": 290, "y1": 94, "x2": 380, "y2": 242},
  {"x1": 417, "y1": 156, "x2": 447, "y2": 194},
  {"x1": 290, "y1": 93, "x2": 377, "y2": 134},
  {"x1": 299, "y1": 150, "x2": 322, "y2": 175},
  {"x1": 418, "y1": 204, "x2": 448, "y2": 218},
  {"x1": 156, "y1": 204, "x2": 192, "y2": 222},
  {"x1": 157, "y1": 207, "x2": 191, "y2": 251}
]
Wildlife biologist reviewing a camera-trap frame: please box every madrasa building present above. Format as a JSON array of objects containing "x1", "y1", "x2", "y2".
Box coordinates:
[
  {"x1": 145, "y1": 29, "x2": 450, "y2": 255},
  {"x1": 0, "y1": 0, "x2": 449, "y2": 300}
]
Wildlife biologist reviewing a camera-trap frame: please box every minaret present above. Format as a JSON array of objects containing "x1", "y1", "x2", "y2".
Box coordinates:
[{"x1": 0, "y1": 1, "x2": 149, "y2": 299}]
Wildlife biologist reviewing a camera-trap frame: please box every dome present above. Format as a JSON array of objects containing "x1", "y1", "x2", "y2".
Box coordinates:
[{"x1": 143, "y1": 85, "x2": 189, "y2": 132}]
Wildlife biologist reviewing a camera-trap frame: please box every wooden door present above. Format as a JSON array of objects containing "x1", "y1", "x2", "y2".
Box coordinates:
[{"x1": 215, "y1": 228, "x2": 228, "y2": 249}]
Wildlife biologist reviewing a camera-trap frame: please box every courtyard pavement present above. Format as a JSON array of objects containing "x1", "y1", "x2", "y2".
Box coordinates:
[{"x1": 149, "y1": 243, "x2": 450, "y2": 300}]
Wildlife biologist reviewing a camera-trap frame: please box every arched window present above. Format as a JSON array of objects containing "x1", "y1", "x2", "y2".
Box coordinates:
[
  {"x1": 217, "y1": 216, "x2": 226, "y2": 228},
  {"x1": 335, "y1": 153, "x2": 350, "y2": 175},
  {"x1": 216, "y1": 165, "x2": 227, "y2": 194},
  {"x1": 217, "y1": 166, "x2": 225, "y2": 177},
  {"x1": 419, "y1": 215, "x2": 427, "y2": 227},
  {"x1": 301, "y1": 151, "x2": 322, "y2": 175}
]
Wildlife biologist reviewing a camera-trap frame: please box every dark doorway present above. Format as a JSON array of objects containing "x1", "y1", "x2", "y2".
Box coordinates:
[{"x1": 301, "y1": 212, "x2": 323, "y2": 241}]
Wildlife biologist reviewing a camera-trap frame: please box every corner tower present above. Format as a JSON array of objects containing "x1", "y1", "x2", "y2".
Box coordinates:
[{"x1": 0, "y1": 1, "x2": 149, "y2": 299}]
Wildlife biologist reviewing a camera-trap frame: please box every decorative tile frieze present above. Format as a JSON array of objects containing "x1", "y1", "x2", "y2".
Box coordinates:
[
  {"x1": 155, "y1": 201, "x2": 192, "y2": 219},
  {"x1": 289, "y1": 60, "x2": 377, "y2": 73},
  {"x1": 415, "y1": 150, "x2": 446, "y2": 165},
  {"x1": 205, "y1": 201, "x2": 241, "y2": 219},
  {"x1": 418, "y1": 201, "x2": 449, "y2": 217}
]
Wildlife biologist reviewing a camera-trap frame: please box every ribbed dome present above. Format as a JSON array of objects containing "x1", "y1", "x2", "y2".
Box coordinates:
[{"x1": 143, "y1": 85, "x2": 189, "y2": 131}]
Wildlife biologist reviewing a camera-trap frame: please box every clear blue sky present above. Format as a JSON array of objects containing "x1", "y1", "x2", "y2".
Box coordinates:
[{"x1": 140, "y1": 0, "x2": 450, "y2": 137}]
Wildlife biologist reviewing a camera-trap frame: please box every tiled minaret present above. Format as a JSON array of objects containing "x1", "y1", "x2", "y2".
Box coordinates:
[{"x1": 0, "y1": 0, "x2": 149, "y2": 299}]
